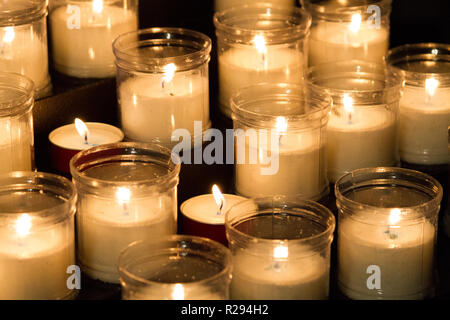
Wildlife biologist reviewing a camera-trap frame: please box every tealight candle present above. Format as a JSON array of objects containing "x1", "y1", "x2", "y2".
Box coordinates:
[
  {"x1": 70, "y1": 142, "x2": 180, "y2": 284},
  {"x1": 49, "y1": 0, "x2": 138, "y2": 78},
  {"x1": 302, "y1": 0, "x2": 391, "y2": 67},
  {"x1": 49, "y1": 119, "x2": 124, "y2": 174},
  {"x1": 231, "y1": 83, "x2": 330, "y2": 200},
  {"x1": 214, "y1": 0, "x2": 296, "y2": 12},
  {"x1": 387, "y1": 43, "x2": 450, "y2": 165},
  {"x1": 0, "y1": 172, "x2": 76, "y2": 300},
  {"x1": 114, "y1": 28, "x2": 211, "y2": 147},
  {"x1": 307, "y1": 61, "x2": 403, "y2": 182},
  {"x1": 118, "y1": 236, "x2": 232, "y2": 300},
  {"x1": 336, "y1": 167, "x2": 443, "y2": 300},
  {"x1": 180, "y1": 185, "x2": 248, "y2": 245},
  {"x1": 0, "y1": 1, "x2": 51, "y2": 97},
  {"x1": 225, "y1": 196, "x2": 335, "y2": 300},
  {"x1": 0, "y1": 73, "x2": 35, "y2": 174},
  {"x1": 214, "y1": 4, "x2": 311, "y2": 117}
]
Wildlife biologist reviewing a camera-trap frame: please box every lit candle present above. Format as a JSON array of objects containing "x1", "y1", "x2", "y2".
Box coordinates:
[
  {"x1": 180, "y1": 185, "x2": 248, "y2": 245},
  {"x1": 398, "y1": 77, "x2": 450, "y2": 165},
  {"x1": 49, "y1": 0, "x2": 138, "y2": 78},
  {"x1": 49, "y1": 119, "x2": 124, "y2": 174}
]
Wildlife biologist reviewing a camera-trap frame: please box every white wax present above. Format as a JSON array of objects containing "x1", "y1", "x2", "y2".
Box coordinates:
[
  {"x1": 129, "y1": 286, "x2": 224, "y2": 300},
  {"x1": 0, "y1": 25, "x2": 50, "y2": 94},
  {"x1": 50, "y1": 4, "x2": 138, "y2": 78},
  {"x1": 0, "y1": 220, "x2": 75, "y2": 300},
  {"x1": 235, "y1": 132, "x2": 327, "y2": 199},
  {"x1": 0, "y1": 117, "x2": 33, "y2": 174},
  {"x1": 231, "y1": 243, "x2": 329, "y2": 299},
  {"x1": 119, "y1": 73, "x2": 209, "y2": 147},
  {"x1": 78, "y1": 194, "x2": 177, "y2": 283},
  {"x1": 308, "y1": 22, "x2": 389, "y2": 67},
  {"x1": 327, "y1": 107, "x2": 397, "y2": 182},
  {"x1": 399, "y1": 86, "x2": 450, "y2": 164},
  {"x1": 338, "y1": 218, "x2": 435, "y2": 300},
  {"x1": 218, "y1": 47, "x2": 304, "y2": 117},
  {"x1": 214, "y1": 0, "x2": 295, "y2": 12},
  {"x1": 49, "y1": 122, "x2": 124, "y2": 151},
  {"x1": 181, "y1": 194, "x2": 247, "y2": 225}
]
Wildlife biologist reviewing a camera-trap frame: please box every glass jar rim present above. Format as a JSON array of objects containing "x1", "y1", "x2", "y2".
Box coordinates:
[
  {"x1": 335, "y1": 167, "x2": 443, "y2": 222},
  {"x1": 0, "y1": 0, "x2": 47, "y2": 26},
  {"x1": 231, "y1": 83, "x2": 331, "y2": 130},
  {"x1": 300, "y1": 0, "x2": 392, "y2": 21},
  {"x1": 0, "y1": 171, "x2": 76, "y2": 226},
  {"x1": 0, "y1": 72, "x2": 34, "y2": 117},
  {"x1": 118, "y1": 236, "x2": 233, "y2": 288},
  {"x1": 113, "y1": 27, "x2": 212, "y2": 73},
  {"x1": 387, "y1": 43, "x2": 450, "y2": 87},
  {"x1": 306, "y1": 60, "x2": 404, "y2": 105},
  {"x1": 70, "y1": 142, "x2": 181, "y2": 192},
  {"x1": 214, "y1": 3, "x2": 311, "y2": 44},
  {"x1": 225, "y1": 196, "x2": 336, "y2": 247}
]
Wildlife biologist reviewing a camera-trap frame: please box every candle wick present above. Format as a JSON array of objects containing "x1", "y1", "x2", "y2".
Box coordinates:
[
  {"x1": 84, "y1": 133, "x2": 89, "y2": 145},
  {"x1": 217, "y1": 200, "x2": 224, "y2": 216},
  {"x1": 348, "y1": 112, "x2": 352, "y2": 125}
]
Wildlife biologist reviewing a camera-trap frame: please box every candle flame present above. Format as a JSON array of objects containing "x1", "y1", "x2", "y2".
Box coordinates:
[
  {"x1": 15, "y1": 214, "x2": 32, "y2": 237},
  {"x1": 171, "y1": 283, "x2": 185, "y2": 300},
  {"x1": 389, "y1": 208, "x2": 402, "y2": 226},
  {"x1": 116, "y1": 187, "x2": 131, "y2": 205},
  {"x1": 2, "y1": 27, "x2": 15, "y2": 43},
  {"x1": 349, "y1": 13, "x2": 362, "y2": 33},
  {"x1": 425, "y1": 77, "x2": 439, "y2": 97},
  {"x1": 343, "y1": 94, "x2": 354, "y2": 113},
  {"x1": 212, "y1": 184, "x2": 225, "y2": 213},
  {"x1": 275, "y1": 116, "x2": 288, "y2": 133},
  {"x1": 162, "y1": 63, "x2": 177, "y2": 84},
  {"x1": 92, "y1": 0, "x2": 104, "y2": 14},
  {"x1": 74, "y1": 118, "x2": 89, "y2": 144},
  {"x1": 253, "y1": 35, "x2": 267, "y2": 55},
  {"x1": 273, "y1": 245, "x2": 289, "y2": 259}
]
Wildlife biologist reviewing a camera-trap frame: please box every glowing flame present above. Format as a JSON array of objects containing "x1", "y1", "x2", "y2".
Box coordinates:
[
  {"x1": 273, "y1": 245, "x2": 289, "y2": 259},
  {"x1": 425, "y1": 77, "x2": 439, "y2": 97},
  {"x1": 162, "y1": 63, "x2": 177, "y2": 84},
  {"x1": 75, "y1": 118, "x2": 89, "y2": 144},
  {"x1": 389, "y1": 208, "x2": 402, "y2": 225},
  {"x1": 171, "y1": 283, "x2": 185, "y2": 300},
  {"x1": 253, "y1": 35, "x2": 267, "y2": 55},
  {"x1": 343, "y1": 94, "x2": 354, "y2": 114},
  {"x1": 15, "y1": 214, "x2": 32, "y2": 237},
  {"x1": 212, "y1": 184, "x2": 225, "y2": 213},
  {"x1": 2, "y1": 27, "x2": 15, "y2": 43},
  {"x1": 92, "y1": 0, "x2": 104, "y2": 14},
  {"x1": 349, "y1": 13, "x2": 362, "y2": 33},
  {"x1": 116, "y1": 187, "x2": 131, "y2": 205},
  {"x1": 275, "y1": 116, "x2": 288, "y2": 133}
]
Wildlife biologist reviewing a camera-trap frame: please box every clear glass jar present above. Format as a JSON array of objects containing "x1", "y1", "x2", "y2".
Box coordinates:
[
  {"x1": 0, "y1": 72, "x2": 35, "y2": 174},
  {"x1": 0, "y1": 0, "x2": 51, "y2": 97},
  {"x1": 0, "y1": 171, "x2": 76, "y2": 300},
  {"x1": 335, "y1": 167, "x2": 443, "y2": 300},
  {"x1": 307, "y1": 60, "x2": 403, "y2": 183},
  {"x1": 49, "y1": 0, "x2": 139, "y2": 78},
  {"x1": 301, "y1": 0, "x2": 391, "y2": 67},
  {"x1": 225, "y1": 196, "x2": 335, "y2": 300},
  {"x1": 215, "y1": 0, "x2": 296, "y2": 12},
  {"x1": 113, "y1": 28, "x2": 211, "y2": 147},
  {"x1": 387, "y1": 43, "x2": 450, "y2": 165},
  {"x1": 231, "y1": 83, "x2": 330, "y2": 200},
  {"x1": 70, "y1": 142, "x2": 180, "y2": 284},
  {"x1": 118, "y1": 235, "x2": 233, "y2": 300},
  {"x1": 214, "y1": 4, "x2": 311, "y2": 118}
]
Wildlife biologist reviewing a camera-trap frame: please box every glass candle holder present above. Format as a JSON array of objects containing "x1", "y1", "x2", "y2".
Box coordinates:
[
  {"x1": 0, "y1": 171, "x2": 76, "y2": 300},
  {"x1": 0, "y1": 0, "x2": 51, "y2": 98},
  {"x1": 113, "y1": 28, "x2": 211, "y2": 147},
  {"x1": 214, "y1": 4, "x2": 311, "y2": 118},
  {"x1": 231, "y1": 83, "x2": 330, "y2": 200},
  {"x1": 118, "y1": 235, "x2": 233, "y2": 300},
  {"x1": 387, "y1": 43, "x2": 450, "y2": 165},
  {"x1": 335, "y1": 167, "x2": 443, "y2": 300},
  {"x1": 49, "y1": 0, "x2": 139, "y2": 78},
  {"x1": 301, "y1": 0, "x2": 391, "y2": 67},
  {"x1": 0, "y1": 72, "x2": 35, "y2": 174},
  {"x1": 225, "y1": 196, "x2": 335, "y2": 300},
  {"x1": 70, "y1": 142, "x2": 180, "y2": 284},
  {"x1": 307, "y1": 60, "x2": 403, "y2": 183},
  {"x1": 215, "y1": 0, "x2": 296, "y2": 12}
]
